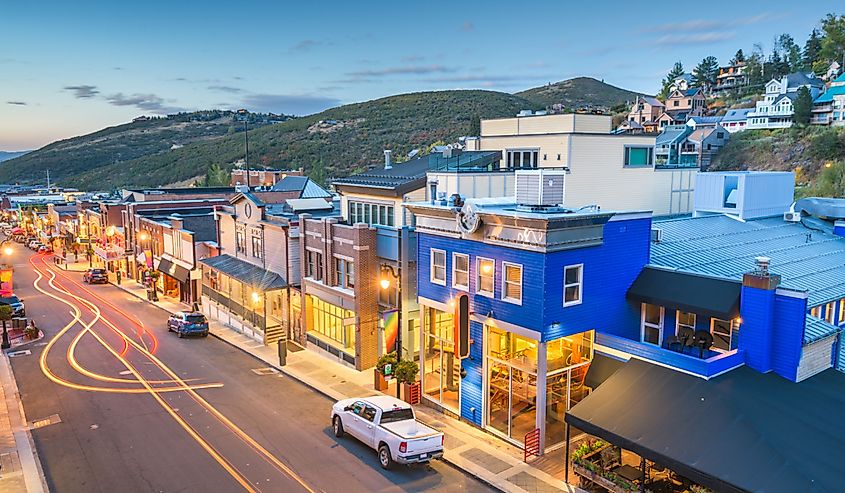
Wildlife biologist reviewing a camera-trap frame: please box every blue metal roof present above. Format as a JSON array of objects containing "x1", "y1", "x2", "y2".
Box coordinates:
[
  {"x1": 804, "y1": 315, "x2": 840, "y2": 344},
  {"x1": 721, "y1": 108, "x2": 752, "y2": 122},
  {"x1": 814, "y1": 85, "x2": 845, "y2": 104},
  {"x1": 651, "y1": 215, "x2": 845, "y2": 306}
]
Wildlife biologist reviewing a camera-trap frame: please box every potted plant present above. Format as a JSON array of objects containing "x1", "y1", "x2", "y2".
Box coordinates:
[
  {"x1": 374, "y1": 351, "x2": 398, "y2": 391},
  {"x1": 394, "y1": 359, "x2": 419, "y2": 403},
  {"x1": 24, "y1": 323, "x2": 39, "y2": 340}
]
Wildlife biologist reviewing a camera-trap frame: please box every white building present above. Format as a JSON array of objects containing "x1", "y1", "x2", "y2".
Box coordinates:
[{"x1": 746, "y1": 73, "x2": 825, "y2": 130}]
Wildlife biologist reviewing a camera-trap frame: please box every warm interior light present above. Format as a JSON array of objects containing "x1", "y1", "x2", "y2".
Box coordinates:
[
  {"x1": 251, "y1": 291, "x2": 260, "y2": 303},
  {"x1": 106, "y1": 226, "x2": 116, "y2": 237},
  {"x1": 481, "y1": 263, "x2": 492, "y2": 274},
  {"x1": 379, "y1": 278, "x2": 391, "y2": 290},
  {"x1": 449, "y1": 299, "x2": 456, "y2": 309},
  {"x1": 734, "y1": 317, "x2": 743, "y2": 325},
  {"x1": 138, "y1": 231, "x2": 149, "y2": 241}
]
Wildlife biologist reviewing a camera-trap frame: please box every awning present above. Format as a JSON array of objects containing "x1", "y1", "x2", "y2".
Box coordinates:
[
  {"x1": 157, "y1": 257, "x2": 191, "y2": 283},
  {"x1": 627, "y1": 266, "x2": 741, "y2": 319},
  {"x1": 566, "y1": 359, "x2": 845, "y2": 493},
  {"x1": 199, "y1": 254, "x2": 286, "y2": 291}
]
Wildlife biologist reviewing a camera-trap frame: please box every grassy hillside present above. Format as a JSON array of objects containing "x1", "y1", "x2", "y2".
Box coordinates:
[
  {"x1": 0, "y1": 151, "x2": 29, "y2": 163},
  {"x1": 515, "y1": 77, "x2": 641, "y2": 109},
  {"x1": 39, "y1": 91, "x2": 538, "y2": 189},
  {"x1": 710, "y1": 126, "x2": 845, "y2": 183}
]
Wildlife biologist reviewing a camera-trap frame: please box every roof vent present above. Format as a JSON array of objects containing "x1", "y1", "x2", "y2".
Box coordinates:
[
  {"x1": 755, "y1": 256, "x2": 770, "y2": 275},
  {"x1": 651, "y1": 228, "x2": 663, "y2": 243},
  {"x1": 515, "y1": 170, "x2": 566, "y2": 208},
  {"x1": 384, "y1": 150, "x2": 392, "y2": 170}
]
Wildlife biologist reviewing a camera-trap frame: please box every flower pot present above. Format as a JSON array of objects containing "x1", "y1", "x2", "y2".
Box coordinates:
[{"x1": 374, "y1": 370, "x2": 389, "y2": 391}]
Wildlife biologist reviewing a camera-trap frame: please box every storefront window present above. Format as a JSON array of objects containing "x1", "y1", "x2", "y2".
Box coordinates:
[
  {"x1": 307, "y1": 296, "x2": 355, "y2": 353},
  {"x1": 422, "y1": 307, "x2": 459, "y2": 412},
  {"x1": 545, "y1": 330, "x2": 594, "y2": 448},
  {"x1": 486, "y1": 326, "x2": 537, "y2": 444}
]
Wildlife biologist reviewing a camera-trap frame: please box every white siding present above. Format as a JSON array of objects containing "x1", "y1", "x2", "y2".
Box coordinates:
[{"x1": 796, "y1": 336, "x2": 835, "y2": 382}]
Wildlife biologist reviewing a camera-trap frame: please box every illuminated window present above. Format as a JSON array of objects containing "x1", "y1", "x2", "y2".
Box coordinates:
[{"x1": 476, "y1": 257, "x2": 494, "y2": 297}]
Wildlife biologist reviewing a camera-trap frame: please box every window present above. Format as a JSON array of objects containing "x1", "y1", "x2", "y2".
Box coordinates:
[
  {"x1": 452, "y1": 253, "x2": 469, "y2": 290},
  {"x1": 506, "y1": 149, "x2": 539, "y2": 169},
  {"x1": 477, "y1": 257, "x2": 494, "y2": 297},
  {"x1": 839, "y1": 299, "x2": 845, "y2": 325},
  {"x1": 308, "y1": 296, "x2": 354, "y2": 351},
  {"x1": 825, "y1": 301, "x2": 836, "y2": 324},
  {"x1": 334, "y1": 257, "x2": 355, "y2": 289},
  {"x1": 502, "y1": 262, "x2": 523, "y2": 304},
  {"x1": 251, "y1": 235, "x2": 262, "y2": 259},
  {"x1": 673, "y1": 100, "x2": 679, "y2": 107},
  {"x1": 348, "y1": 201, "x2": 395, "y2": 227},
  {"x1": 236, "y1": 231, "x2": 246, "y2": 253},
  {"x1": 710, "y1": 318, "x2": 738, "y2": 352},
  {"x1": 716, "y1": 132, "x2": 725, "y2": 139},
  {"x1": 430, "y1": 249, "x2": 446, "y2": 285},
  {"x1": 641, "y1": 303, "x2": 664, "y2": 345},
  {"x1": 810, "y1": 305, "x2": 821, "y2": 318},
  {"x1": 306, "y1": 250, "x2": 323, "y2": 281},
  {"x1": 563, "y1": 264, "x2": 583, "y2": 306},
  {"x1": 676, "y1": 310, "x2": 696, "y2": 336},
  {"x1": 624, "y1": 146, "x2": 654, "y2": 167}
]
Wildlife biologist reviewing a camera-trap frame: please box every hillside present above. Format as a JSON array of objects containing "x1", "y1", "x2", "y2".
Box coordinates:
[
  {"x1": 710, "y1": 126, "x2": 845, "y2": 180},
  {"x1": 515, "y1": 76, "x2": 641, "y2": 109},
  {"x1": 0, "y1": 151, "x2": 29, "y2": 163},
  {"x1": 0, "y1": 111, "x2": 285, "y2": 186}
]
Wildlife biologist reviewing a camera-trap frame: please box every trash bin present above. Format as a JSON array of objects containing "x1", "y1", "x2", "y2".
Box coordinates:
[{"x1": 278, "y1": 340, "x2": 287, "y2": 366}]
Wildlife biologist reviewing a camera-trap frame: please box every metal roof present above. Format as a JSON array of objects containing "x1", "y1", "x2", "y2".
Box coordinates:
[
  {"x1": 721, "y1": 108, "x2": 752, "y2": 122},
  {"x1": 199, "y1": 254, "x2": 286, "y2": 290},
  {"x1": 651, "y1": 215, "x2": 845, "y2": 306},
  {"x1": 804, "y1": 315, "x2": 840, "y2": 344},
  {"x1": 814, "y1": 85, "x2": 845, "y2": 103}
]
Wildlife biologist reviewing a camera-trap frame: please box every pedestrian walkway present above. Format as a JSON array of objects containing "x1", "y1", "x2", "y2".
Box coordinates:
[
  {"x1": 110, "y1": 280, "x2": 583, "y2": 493},
  {"x1": 0, "y1": 352, "x2": 47, "y2": 493}
]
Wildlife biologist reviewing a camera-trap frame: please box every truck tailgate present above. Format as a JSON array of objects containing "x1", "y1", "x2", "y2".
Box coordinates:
[{"x1": 381, "y1": 421, "x2": 443, "y2": 454}]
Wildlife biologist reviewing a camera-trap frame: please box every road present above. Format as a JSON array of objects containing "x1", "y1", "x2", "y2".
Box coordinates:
[{"x1": 5, "y1": 244, "x2": 495, "y2": 493}]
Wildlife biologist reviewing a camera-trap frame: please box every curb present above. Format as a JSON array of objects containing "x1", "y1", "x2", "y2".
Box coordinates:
[{"x1": 112, "y1": 283, "x2": 508, "y2": 492}]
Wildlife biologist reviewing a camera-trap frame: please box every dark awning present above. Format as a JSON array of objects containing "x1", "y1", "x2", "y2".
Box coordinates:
[
  {"x1": 199, "y1": 254, "x2": 286, "y2": 291},
  {"x1": 566, "y1": 359, "x2": 845, "y2": 493},
  {"x1": 627, "y1": 266, "x2": 740, "y2": 319},
  {"x1": 157, "y1": 257, "x2": 191, "y2": 283}
]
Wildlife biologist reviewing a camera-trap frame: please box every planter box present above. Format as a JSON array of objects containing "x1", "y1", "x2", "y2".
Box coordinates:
[
  {"x1": 573, "y1": 463, "x2": 629, "y2": 493},
  {"x1": 374, "y1": 371, "x2": 389, "y2": 391}
]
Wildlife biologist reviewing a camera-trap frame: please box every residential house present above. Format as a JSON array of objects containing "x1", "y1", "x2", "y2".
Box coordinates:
[
  {"x1": 720, "y1": 107, "x2": 753, "y2": 133},
  {"x1": 685, "y1": 115, "x2": 723, "y2": 130},
  {"x1": 713, "y1": 62, "x2": 748, "y2": 93},
  {"x1": 823, "y1": 60, "x2": 841, "y2": 81},
  {"x1": 230, "y1": 168, "x2": 304, "y2": 187},
  {"x1": 465, "y1": 113, "x2": 698, "y2": 215},
  {"x1": 747, "y1": 72, "x2": 826, "y2": 129},
  {"x1": 664, "y1": 88, "x2": 707, "y2": 123},
  {"x1": 669, "y1": 73, "x2": 693, "y2": 93},
  {"x1": 812, "y1": 73, "x2": 845, "y2": 126},
  {"x1": 626, "y1": 96, "x2": 665, "y2": 128},
  {"x1": 685, "y1": 125, "x2": 730, "y2": 169}
]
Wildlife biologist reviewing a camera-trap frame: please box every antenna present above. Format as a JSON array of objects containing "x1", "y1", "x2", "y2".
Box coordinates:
[{"x1": 46, "y1": 170, "x2": 51, "y2": 190}]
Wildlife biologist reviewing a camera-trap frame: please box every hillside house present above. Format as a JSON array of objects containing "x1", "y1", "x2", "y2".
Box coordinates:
[
  {"x1": 669, "y1": 73, "x2": 694, "y2": 93},
  {"x1": 720, "y1": 108, "x2": 753, "y2": 133},
  {"x1": 747, "y1": 72, "x2": 826, "y2": 129},
  {"x1": 626, "y1": 96, "x2": 665, "y2": 128},
  {"x1": 812, "y1": 73, "x2": 845, "y2": 126},
  {"x1": 664, "y1": 88, "x2": 707, "y2": 123},
  {"x1": 713, "y1": 62, "x2": 748, "y2": 93}
]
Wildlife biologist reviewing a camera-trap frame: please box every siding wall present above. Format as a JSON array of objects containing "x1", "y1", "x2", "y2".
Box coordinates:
[
  {"x1": 796, "y1": 335, "x2": 836, "y2": 382},
  {"x1": 771, "y1": 292, "x2": 807, "y2": 381},
  {"x1": 739, "y1": 286, "x2": 775, "y2": 373}
]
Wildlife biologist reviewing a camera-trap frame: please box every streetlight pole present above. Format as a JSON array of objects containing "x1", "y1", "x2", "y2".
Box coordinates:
[{"x1": 379, "y1": 229, "x2": 403, "y2": 399}]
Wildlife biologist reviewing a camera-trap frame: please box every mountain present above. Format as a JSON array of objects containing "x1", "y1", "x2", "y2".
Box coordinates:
[
  {"x1": 0, "y1": 77, "x2": 638, "y2": 189},
  {"x1": 0, "y1": 151, "x2": 30, "y2": 163},
  {"x1": 515, "y1": 77, "x2": 641, "y2": 109}
]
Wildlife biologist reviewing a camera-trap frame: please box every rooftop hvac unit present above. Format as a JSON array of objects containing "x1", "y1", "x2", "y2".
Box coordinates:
[
  {"x1": 515, "y1": 170, "x2": 566, "y2": 207},
  {"x1": 784, "y1": 211, "x2": 801, "y2": 222}
]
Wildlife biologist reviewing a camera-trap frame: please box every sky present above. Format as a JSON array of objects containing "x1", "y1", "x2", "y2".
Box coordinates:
[{"x1": 1, "y1": 0, "x2": 842, "y2": 150}]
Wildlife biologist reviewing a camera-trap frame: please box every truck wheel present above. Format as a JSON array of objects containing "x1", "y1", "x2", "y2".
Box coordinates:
[
  {"x1": 332, "y1": 415, "x2": 344, "y2": 438},
  {"x1": 177, "y1": 331, "x2": 184, "y2": 338},
  {"x1": 378, "y1": 444, "x2": 393, "y2": 470}
]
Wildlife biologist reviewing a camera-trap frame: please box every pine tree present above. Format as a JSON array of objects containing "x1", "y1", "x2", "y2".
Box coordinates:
[
  {"x1": 803, "y1": 29, "x2": 823, "y2": 71},
  {"x1": 792, "y1": 86, "x2": 813, "y2": 125},
  {"x1": 658, "y1": 61, "x2": 685, "y2": 99},
  {"x1": 731, "y1": 49, "x2": 745, "y2": 65},
  {"x1": 691, "y1": 56, "x2": 719, "y2": 89},
  {"x1": 820, "y1": 14, "x2": 845, "y2": 68}
]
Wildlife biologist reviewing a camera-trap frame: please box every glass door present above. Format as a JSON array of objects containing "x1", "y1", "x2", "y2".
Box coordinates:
[
  {"x1": 485, "y1": 325, "x2": 538, "y2": 445},
  {"x1": 422, "y1": 308, "x2": 459, "y2": 412}
]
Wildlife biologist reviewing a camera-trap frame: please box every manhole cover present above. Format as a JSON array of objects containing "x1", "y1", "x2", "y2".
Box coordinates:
[
  {"x1": 251, "y1": 367, "x2": 280, "y2": 376},
  {"x1": 8, "y1": 350, "x2": 31, "y2": 357},
  {"x1": 31, "y1": 414, "x2": 61, "y2": 429}
]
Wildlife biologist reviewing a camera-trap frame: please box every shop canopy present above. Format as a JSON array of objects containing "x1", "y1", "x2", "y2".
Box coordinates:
[
  {"x1": 157, "y1": 257, "x2": 191, "y2": 283},
  {"x1": 199, "y1": 254, "x2": 286, "y2": 291},
  {"x1": 566, "y1": 358, "x2": 845, "y2": 493},
  {"x1": 626, "y1": 266, "x2": 741, "y2": 320}
]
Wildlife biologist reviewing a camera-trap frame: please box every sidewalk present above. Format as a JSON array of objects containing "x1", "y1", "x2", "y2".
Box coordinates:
[
  {"x1": 0, "y1": 351, "x2": 48, "y2": 493},
  {"x1": 111, "y1": 280, "x2": 583, "y2": 493}
]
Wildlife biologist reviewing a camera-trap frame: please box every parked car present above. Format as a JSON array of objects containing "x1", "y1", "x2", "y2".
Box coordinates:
[
  {"x1": 27, "y1": 240, "x2": 41, "y2": 250},
  {"x1": 82, "y1": 268, "x2": 109, "y2": 284},
  {"x1": 38, "y1": 245, "x2": 53, "y2": 254},
  {"x1": 166, "y1": 312, "x2": 209, "y2": 338},
  {"x1": 0, "y1": 295, "x2": 25, "y2": 317},
  {"x1": 331, "y1": 396, "x2": 444, "y2": 469}
]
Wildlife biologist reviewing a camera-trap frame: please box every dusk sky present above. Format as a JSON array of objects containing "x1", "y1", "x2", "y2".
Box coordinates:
[{"x1": 1, "y1": 0, "x2": 842, "y2": 150}]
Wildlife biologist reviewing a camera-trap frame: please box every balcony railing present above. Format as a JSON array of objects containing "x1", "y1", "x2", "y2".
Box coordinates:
[{"x1": 596, "y1": 333, "x2": 745, "y2": 378}]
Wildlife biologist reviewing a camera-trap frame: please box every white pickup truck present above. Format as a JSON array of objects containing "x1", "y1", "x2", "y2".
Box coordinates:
[{"x1": 331, "y1": 395, "x2": 444, "y2": 469}]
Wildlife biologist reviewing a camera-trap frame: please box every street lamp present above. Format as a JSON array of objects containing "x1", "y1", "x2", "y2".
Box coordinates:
[{"x1": 380, "y1": 265, "x2": 402, "y2": 398}]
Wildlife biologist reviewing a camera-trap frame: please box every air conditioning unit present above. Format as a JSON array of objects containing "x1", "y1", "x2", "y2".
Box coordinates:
[
  {"x1": 515, "y1": 170, "x2": 566, "y2": 207},
  {"x1": 784, "y1": 211, "x2": 801, "y2": 222},
  {"x1": 651, "y1": 228, "x2": 664, "y2": 243}
]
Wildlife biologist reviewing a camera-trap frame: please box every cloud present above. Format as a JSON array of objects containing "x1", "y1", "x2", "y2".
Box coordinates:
[
  {"x1": 291, "y1": 39, "x2": 322, "y2": 52},
  {"x1": 104, "y1": 93, "x2": 186, "y2": 114},
  {"x1": 461, "y1": 21, "x2": 474, "y2": 32},
  {"x1": 347, "y1": 64, "x2": 457, "y2": 77},
  {"x1": 240, "y1": 94, "x2": 341, "y2": 116},
  {"x1": 64, "y1": 85, "x2": 100, "y2": 98},
  {"x1": 208, "y1": 85, "x2": 243, "y2": 94},
  {"x1": 6, "y1": 101, "x2": 27, "y2": 106},
  {"x1": 650, "y1": 31, "x2": 735, "y2": 47}
]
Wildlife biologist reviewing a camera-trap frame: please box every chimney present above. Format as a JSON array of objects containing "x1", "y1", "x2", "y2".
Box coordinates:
[
  {"x1": 743, "y1": 256, "x2": 780, "y2": 290},
  {"x1": 755, "y1": 256, "x2": 770, "y2": 275},
  {"x1": 384, "y1": 150, "x2": 392, "y2": 170}
]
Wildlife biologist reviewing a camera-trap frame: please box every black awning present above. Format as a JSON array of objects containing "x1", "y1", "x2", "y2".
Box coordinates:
[
  {"x1": 584, "y1": 353, "x2": 626, "y2": 389},
  {"x1": 566, "y1": 359, "x2": 845, "y2": 493},
  {"x1": 627, "y1": 266, "x2": 740, "y2": 319},
  {"x1": 199, "y1": 254, "x2": 286, "y2": 291},
  {"x1": 157, "y1": 257, "x2": 191, "y2": 283}
]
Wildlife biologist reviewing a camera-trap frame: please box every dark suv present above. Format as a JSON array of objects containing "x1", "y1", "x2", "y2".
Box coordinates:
[
  {"x1": 83, "y1": 268, "x2": 109, "y2": 284},
  {"x1": 0, "y1": 295, "x2": 25, "y2": 317},
  {"x1": 167, "y1": 312, "x2": 209, "y2": 338}
]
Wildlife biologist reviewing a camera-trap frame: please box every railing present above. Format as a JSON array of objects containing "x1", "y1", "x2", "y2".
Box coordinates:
[{"x1": 524, "y1": 428, "x2": 541, "y2": 462}]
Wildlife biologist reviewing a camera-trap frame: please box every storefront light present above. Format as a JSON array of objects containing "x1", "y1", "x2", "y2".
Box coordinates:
[{"x1": 2, "y1": 246, "x2": 12, "y2": 256}]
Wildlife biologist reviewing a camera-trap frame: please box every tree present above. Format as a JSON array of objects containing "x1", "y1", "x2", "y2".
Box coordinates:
[
  {"x1": 730, "y1": 49, "x2": 746, "y2": 65},
  {"x1": 774, "y1": 33, "x2": 802, "y2": 73},
  {"x1": 793, "y1": 87, "x2": 813, "y2": 125},
  {"x1": 204, "y1": 163, "x2": 229, "y2": 186},
  {"x1": 659, "y1": 61, "x2": 685, "y2": 99},
  {"x1": 746, "y1": 44, "x2": 767, "y2": 88},
  {"x1": 691, "y1": 56, "x2": 719, "y2": 89},
  {"x1": 820, "y1": 14, "x2": 845, "y2": 68},
  {"x1": 0, "y1": 304, "x2": 12, "y2": 349},
  {"x1": 812, "y1": 160, "x2": 845, "y2": 198},
  {"x1": 803, "y1": 29, "x2": 823, "y2": 71}
]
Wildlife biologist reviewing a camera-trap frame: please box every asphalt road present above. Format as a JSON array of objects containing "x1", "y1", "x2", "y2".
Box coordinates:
[{"x1": 6, "y1": 244, "x2": 495, "y2": 493}]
